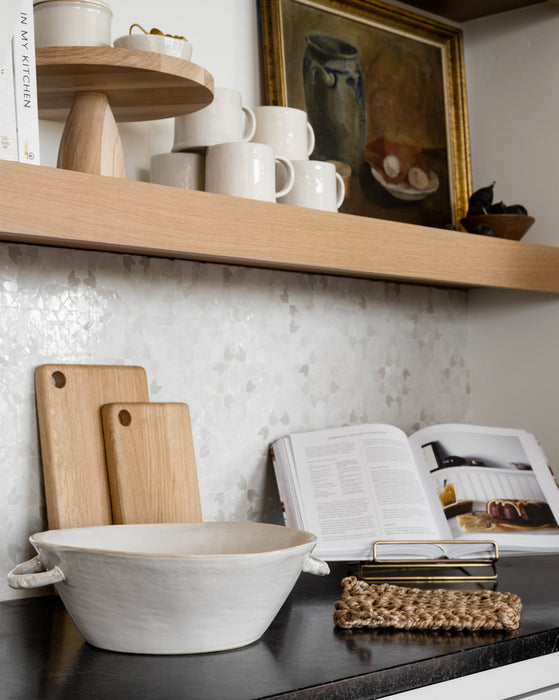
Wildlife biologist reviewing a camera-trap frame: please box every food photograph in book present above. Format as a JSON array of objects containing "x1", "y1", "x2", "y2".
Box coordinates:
[{"x1": 423, "y1": 432, "x2": 559, "y2": 537}]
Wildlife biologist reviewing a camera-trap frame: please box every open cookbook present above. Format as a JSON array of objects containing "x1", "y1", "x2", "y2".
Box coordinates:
[{"x1": 270, "y1": 423, "x2": 559, "y2": 561}]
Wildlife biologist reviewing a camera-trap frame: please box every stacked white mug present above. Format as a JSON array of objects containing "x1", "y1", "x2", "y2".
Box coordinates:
[
  {"x1": 250, "y1": 106, "x2": 345, "y2": 212},
  {"x1": 152, "y1": 96, "x2": 343, "y2": 210},
  {"x1": 152, "y1": 88, "x2": 296, "y2": 203},
  {"x1": 151, "y1": 87, "x2": 257, "y2": 192}
]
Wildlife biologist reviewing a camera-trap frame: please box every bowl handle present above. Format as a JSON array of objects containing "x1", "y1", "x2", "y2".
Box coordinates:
[
  {"x1": 7, "y1": 555, "x2": 65, "y2": 589},
  {"x1": 303, "y1": 554, "x2": 330, "y2": 576}
]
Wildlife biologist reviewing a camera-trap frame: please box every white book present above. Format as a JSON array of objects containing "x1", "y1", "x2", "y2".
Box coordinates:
[
  {"x1": 0, "y1": 4, "x2": 20, "y2": 62},
  {"x1": 0, "y1": 39, "x2": 17, "y2": 161},
  {"x1": 271, "y1": 422, "x2": 559, "y2": 560},
  {"x1": 12, "y1": 0, "x2": 40, "y2": 164}
]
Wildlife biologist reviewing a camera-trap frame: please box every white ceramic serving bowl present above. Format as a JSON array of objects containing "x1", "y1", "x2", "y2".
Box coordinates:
[
  {"x1": 113, "y1": 33, "x2": 192, "y2": 61},
  {"x1": 8, "y1": 521, "x2": 328, "y2": 654}
]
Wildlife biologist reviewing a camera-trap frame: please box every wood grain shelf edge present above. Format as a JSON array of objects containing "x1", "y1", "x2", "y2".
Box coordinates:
[{"x1": 1, "y1": 160, "x2": 558, "y2": 293}]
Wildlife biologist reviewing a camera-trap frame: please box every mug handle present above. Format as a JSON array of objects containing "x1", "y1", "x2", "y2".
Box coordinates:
[
  {"x1": 335, "y1": 171, "x2": 345, "y2": 210},
  {"x1": 274, "y1": 156, "x2": 295, "y2": 199},
  {"x1": 306, "y1": 122, "x2": 316, "y2": 157},
  {"x1": 242, "y1": 106, "x2": 257, "y2": 142}
]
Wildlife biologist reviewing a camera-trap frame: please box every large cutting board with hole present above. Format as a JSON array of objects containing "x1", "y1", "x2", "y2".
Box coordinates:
[
  {"x1": 102, "y1": 402, "x2": 202, "y2": 524},
  {"x1": 35, "y1": 364, "x2": 149, "y2": 529}
]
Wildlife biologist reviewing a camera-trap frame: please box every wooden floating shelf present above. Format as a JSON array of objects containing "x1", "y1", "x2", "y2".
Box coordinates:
[{"x1": 1, "y1": 160, "x2": 559, "y2": 293}]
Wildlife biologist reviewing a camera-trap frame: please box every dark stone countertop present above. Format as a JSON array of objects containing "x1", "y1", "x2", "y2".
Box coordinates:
[{"x1": 2, "y1": 555, "x2": 559, "y2": 699}]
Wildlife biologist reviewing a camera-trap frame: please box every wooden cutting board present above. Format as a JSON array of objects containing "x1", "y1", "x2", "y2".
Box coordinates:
[
  {"x1": 101, "y1": 402, "x2": 202, "y2": 524},
  {"x1": 35, "y1": 364, "x2": 149, "y2": 530}
]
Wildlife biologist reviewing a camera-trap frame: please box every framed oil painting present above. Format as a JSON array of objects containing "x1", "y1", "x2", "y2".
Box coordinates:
[{"x1": 257, "y1": 0, "x2": 472, "y2": 228}]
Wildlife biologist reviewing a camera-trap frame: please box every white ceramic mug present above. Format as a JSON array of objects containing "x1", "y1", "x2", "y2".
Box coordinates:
[
  {"x1": 251, "y1": 106, "x2": 315, "y2": 160},
  {"x1": 278, "y1": 160, "x2": 345, "y2": 212},
  {"x1": 327, "y1": 160, "x2": 351, "y2": 201},
  {"x1": 173, "y1": 88, "x2": 256, "y2": 151},
  {"x1": 205, "y1": 142, "x2": 295, "y2": 202},
  {"x1": 150, "y1": 152, "x2": 205, "y2": 190}
]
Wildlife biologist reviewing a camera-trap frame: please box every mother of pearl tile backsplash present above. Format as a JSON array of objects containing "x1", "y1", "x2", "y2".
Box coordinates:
[{"x1": 0, "y1": 240, "x2": 470, "y2": 599}]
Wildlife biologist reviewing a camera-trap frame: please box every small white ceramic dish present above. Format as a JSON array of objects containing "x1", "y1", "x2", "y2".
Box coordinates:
[
  {"x1": 8, "y1": 521, "x2": 328, "y2": 654},
  {"x1": 113, "y1": 32, "x2": 192, "y2": 61}
]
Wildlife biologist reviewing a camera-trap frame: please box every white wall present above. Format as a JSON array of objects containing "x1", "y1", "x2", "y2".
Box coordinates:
[
  {"x1": 463, "y1": 6, "x2": 559, "y2": 465},
  {"x1": 463, "y1": 5, "x2": 559, "y2": 248}
]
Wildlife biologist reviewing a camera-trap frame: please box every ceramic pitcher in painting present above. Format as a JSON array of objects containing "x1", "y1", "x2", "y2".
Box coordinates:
[{"x1": 303, "y1": 32, "x2": 366, "y2": 174}]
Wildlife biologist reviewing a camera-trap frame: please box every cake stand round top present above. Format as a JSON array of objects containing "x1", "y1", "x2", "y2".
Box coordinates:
[{"x1": 36, "y1": 46, "x2": 214, "y2": 122}]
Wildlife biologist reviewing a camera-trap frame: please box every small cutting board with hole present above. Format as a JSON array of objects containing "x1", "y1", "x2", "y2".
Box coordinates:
[
  {"x1": 101, "y1": 402, "x2": 202, "y2": 524},
  {"x1": 35, "y1": 364, "x2": 149, "y2": 530}
]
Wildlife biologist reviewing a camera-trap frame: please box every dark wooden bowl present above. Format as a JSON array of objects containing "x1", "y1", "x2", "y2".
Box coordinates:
[{"x1": 461, "y1": 214, "x2": 535, "y2": 241}]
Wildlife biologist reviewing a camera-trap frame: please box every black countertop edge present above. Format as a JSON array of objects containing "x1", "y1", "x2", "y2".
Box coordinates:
[{"x1": 262, "y1": 630, "x2": 559, "y2": 699}]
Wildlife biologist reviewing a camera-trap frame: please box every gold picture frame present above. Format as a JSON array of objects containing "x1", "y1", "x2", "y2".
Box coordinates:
[{"x1": 257, "y1": 0, "x2": 471, "y2": 227}]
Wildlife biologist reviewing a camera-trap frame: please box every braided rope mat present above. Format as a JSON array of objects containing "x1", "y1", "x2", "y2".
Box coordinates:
[{"x1": 333, "y1": 577, "x2": 522, "y2": 631}]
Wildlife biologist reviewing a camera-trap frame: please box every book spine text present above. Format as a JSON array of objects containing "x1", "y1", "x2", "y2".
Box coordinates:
[{"x1": 12, "y1": 0, "x2": 40, "y2": 164}]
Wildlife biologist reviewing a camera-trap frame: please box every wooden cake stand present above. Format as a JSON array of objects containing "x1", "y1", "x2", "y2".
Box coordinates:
[{"x1": 36, "y1": 46, "x2": 214, "y2": 178}]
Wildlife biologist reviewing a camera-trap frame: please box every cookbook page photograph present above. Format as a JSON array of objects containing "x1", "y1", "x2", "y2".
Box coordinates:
[{"x1": 409, "y1": 424, "x2": 559, "y2": 552}]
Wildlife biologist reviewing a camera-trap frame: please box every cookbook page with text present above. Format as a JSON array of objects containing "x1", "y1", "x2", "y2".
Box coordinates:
[{"x1": 289, "y1": 424, "x2": 442, "y2": 560}]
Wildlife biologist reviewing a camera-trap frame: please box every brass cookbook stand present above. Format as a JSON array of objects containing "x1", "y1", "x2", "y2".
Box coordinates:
[{"x1": 358, "y1": 540, "x2": 499, "y2": 583}]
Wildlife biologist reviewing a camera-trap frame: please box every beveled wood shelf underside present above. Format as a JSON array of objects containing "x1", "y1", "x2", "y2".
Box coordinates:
[
  {"x1": 403, "y1": 0, "x2": 550, "y2": 22},
  {"x1": 1, "y1": 161, "x2": 558, "y2": 293}
]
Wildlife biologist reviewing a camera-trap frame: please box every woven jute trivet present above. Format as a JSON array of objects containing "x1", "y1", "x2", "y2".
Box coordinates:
[{"x1": 333, "y1": 576, "x2": 522, "y2": 631}]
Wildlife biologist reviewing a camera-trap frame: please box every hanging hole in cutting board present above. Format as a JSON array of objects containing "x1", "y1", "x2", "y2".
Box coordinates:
[
  {"x1": 119, "y1": 409, "x2": 132, "y2": 426},
  {"x1": 51, "y1": 371, "x2": 66, "y2": 388}
]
